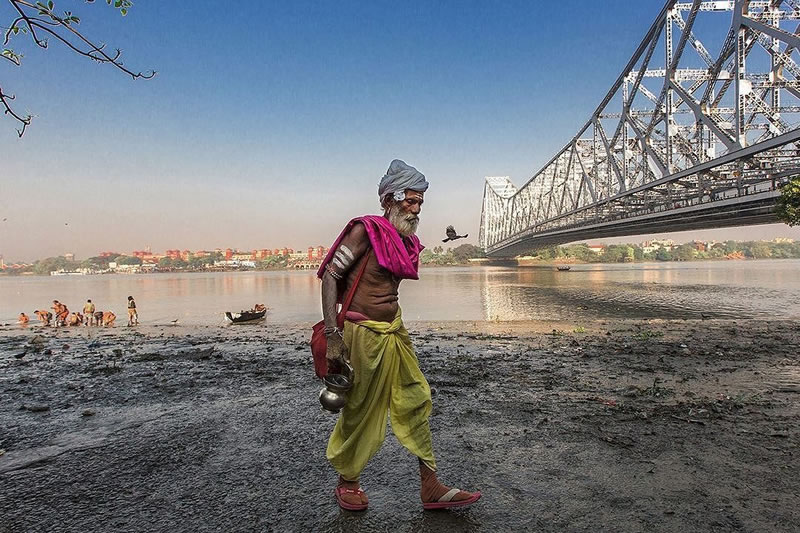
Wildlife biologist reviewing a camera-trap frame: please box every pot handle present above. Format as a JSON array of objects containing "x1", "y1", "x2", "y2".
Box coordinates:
[{"x1": 342, "y1": 360, "x2": 354, "y2": 381}]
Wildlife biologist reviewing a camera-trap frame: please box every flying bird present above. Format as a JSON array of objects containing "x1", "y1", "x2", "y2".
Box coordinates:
[{"x1": 442, "y1": 225, "x2": 468, "y2": 243}]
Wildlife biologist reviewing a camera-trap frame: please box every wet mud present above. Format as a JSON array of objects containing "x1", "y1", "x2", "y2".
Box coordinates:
[{"x1": 0, "y1": 319, "x2": 798, "y2": 532}]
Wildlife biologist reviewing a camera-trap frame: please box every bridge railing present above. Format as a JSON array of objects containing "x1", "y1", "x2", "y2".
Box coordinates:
[{"x1": 481, "y1": 0, "x2": 800, "y2": 255}]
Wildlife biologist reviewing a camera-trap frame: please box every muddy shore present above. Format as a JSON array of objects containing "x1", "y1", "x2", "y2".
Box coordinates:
[{"x1": 0, "y1": 319, "x2": 798, "y2": 532}]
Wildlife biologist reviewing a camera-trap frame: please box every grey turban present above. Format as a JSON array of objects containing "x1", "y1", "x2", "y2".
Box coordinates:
[{"x1": 378, "y1": 159, "x2": 429, "y2": 202}]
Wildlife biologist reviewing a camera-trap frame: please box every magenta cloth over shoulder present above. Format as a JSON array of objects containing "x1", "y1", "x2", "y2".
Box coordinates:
[{"x1": 317, "y1": 215, "x2": 424, "y2": 281}]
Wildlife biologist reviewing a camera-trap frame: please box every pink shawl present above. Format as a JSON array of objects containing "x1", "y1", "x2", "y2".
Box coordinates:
[{"x1": 317, "y1": 215, "x2": 424, "y2": 281}]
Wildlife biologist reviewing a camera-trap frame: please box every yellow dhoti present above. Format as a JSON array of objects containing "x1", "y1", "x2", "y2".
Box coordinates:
[{"x1": 326, "y1": 309, "x2": 437, "y2": 480}]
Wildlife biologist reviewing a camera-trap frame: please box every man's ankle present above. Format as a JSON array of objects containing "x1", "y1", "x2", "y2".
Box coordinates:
[
  {"x1": 338, "y1": 475, "x2": 359, "y2": 487},
  {"x1": 419, "y1": 460, "x2": 437, "y2": 481}
]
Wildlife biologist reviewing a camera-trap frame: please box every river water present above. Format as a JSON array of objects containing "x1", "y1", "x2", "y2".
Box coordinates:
[{"x1": 1, "y1": 260, "x2": 799, "y2": 325}]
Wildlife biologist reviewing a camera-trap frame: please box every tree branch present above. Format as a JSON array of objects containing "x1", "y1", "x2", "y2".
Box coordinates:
[
  {"x1": 2, "y1": 0, "x2": 154, "y2": 136},
  {"x1": 0, "y1": 86, "x2": 32, "y2": 137}
]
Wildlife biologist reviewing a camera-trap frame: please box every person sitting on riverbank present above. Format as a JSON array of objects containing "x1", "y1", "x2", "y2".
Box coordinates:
[
  {"x1": 103, "y1": 311, "x2": 116, "y2": 327},
  {"x1": 318, "y1": 160, "x2": 480, "y2": 512},
  {"x1": 34, "y1": 310, "x2": 52, "y2": 326},
  {"x1": 83, "y1": 299, "x2": 96, "y2": 326},
  {"x1": 18, "y1": 312, "x2": 29, "y2": 325},
  {"x1": 68, "y1": 312, "x2": 83, "y2": 327}
]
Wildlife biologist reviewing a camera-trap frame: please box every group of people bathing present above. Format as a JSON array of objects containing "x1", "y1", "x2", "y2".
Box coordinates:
[{"x1": 18, "y1": 296, "x2": 138, "y2": 328}]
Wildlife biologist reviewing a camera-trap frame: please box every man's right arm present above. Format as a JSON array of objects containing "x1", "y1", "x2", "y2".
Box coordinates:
[{"x1": 321, "y1": 223, "x2": 370, "y2": 363}]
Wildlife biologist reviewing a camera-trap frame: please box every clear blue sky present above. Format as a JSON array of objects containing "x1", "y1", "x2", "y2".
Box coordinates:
[{"x1": 2, "y1": 0, "x2": 798, "y2": 261}]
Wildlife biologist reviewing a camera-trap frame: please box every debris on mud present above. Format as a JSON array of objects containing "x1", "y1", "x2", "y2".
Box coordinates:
[{"x1": 0, "y1": 319, "x2": 798, "y2": 532}]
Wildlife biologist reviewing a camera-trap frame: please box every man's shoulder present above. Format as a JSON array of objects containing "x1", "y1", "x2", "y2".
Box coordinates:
[
  {"x1": 338, "y1": 220, "x2": 372, "y2": 249},
  {"x1": 347, "y1": 221, "x2": 368, "y2": 240}
]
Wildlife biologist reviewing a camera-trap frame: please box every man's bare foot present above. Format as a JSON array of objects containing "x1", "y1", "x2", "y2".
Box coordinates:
[
  {"x1": 420, "y1": 463, "x2": 481, "y2": 509},
  {"x1": 335, "y1": 476, "x2": 368, "y2": 511}
]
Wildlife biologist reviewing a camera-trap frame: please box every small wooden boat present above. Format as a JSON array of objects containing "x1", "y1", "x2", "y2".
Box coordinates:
[
  {"x1": 225, "y1": 304, "x2": 267, "y2": 324},
  {"x1": 556, "y1": 265, "x2": 571, "y2": 271}
]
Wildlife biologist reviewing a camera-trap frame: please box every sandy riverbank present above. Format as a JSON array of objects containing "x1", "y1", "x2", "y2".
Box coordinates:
[{"x1": 0, "y1": 319, "x2": 798, "y2": 532}]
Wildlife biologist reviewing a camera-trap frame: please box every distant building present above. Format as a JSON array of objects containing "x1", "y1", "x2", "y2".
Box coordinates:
[
  {"x1": 773, "y1": 237, "x2": 795, "y2": 244},
  {"x1": 214, "y1": 259, "x2": 255, "y2": 268},
  {"x1": 288, "y1": 251, "x2": 307, "y2": 263},
  {"x1": 231, "y1": 251, "x2": 255, "y2": 261},
  {"x1": 64, "y1": 253, "x2": 75, "y2": 262},
  {"x1": 114, "y1": 263, "x2": 141, "y2": 273},
  {"x1": 587, "y1": 244, "x2": 606, "y2": 254},
  {"x1": 642, "y1": 239, "x2": 675, "y2": 253},
  {"x1": 641, "y1": 243, "x2": 658, "y2": 255}
]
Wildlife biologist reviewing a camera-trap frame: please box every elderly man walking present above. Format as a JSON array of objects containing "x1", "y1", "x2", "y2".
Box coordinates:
[{"x1": 318, "y1": 159, "x2": 481, "y2": 512}]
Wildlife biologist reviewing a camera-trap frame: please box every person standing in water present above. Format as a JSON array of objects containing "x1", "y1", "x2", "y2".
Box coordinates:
[
  {"x1": 127, "y1": 296, "x2": 138, "y2": 326},
  {"x1": 83, "y1": 299, "x2": 96, "y2": 326}
]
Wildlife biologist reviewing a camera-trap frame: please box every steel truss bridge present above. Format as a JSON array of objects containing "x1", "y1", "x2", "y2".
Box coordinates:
[{"x1": 480, "y1": 0, "x2": 800, "y2": 257}]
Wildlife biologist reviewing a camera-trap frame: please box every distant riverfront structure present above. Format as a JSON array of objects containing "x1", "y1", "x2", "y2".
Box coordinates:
[
  {"x1": 0, "y1": 245, "x2": 330, "y2": 275},
  {"x1": 3, "y1": 238, "x2": 800, "y2": 276}
]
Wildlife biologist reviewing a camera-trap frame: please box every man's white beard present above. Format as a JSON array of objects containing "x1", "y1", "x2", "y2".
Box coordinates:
[{"x1": 388, "y1": 203, "x2": 419, "y2": 237}]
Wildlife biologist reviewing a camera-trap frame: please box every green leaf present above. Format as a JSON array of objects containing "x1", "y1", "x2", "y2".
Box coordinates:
[
  {"x1": 48, "y1": 0, "x2": 54, "y2": 10},
  {"x1": 2, "y1": 48, "x2": 22, "y2": 64},
  {"x1": 115, "y1": 0, "x2": 122, "y2": 7},
  {"x1": 120, "y1": 8, "x2": 127, "y2": 15}
]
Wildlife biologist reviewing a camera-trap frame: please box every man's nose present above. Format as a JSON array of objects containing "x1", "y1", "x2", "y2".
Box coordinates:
[{"x1": 410, "y1": 203, "x2": 421, "y2": 215}]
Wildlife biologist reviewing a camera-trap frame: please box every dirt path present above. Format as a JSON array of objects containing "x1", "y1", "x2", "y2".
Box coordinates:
[{"x1": 0, "y1": 319, "x2": 798, "y2": 532}]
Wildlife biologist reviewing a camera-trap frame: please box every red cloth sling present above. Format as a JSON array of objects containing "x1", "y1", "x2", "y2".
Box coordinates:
[{"x1": 311, "y1": 252, "x2": 370, "y2": 378}]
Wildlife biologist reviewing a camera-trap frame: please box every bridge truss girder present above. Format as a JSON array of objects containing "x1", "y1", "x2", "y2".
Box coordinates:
[{"x1": 481, "y1": 0, "x2": 800, "y2": 257}]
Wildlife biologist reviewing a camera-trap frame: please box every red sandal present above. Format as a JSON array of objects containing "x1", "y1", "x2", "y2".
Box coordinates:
[
  {"x1": 423, "y1": 488, "x2": 482, "y2": 510},
  {"x1": 335, "y1": 485, "x2": 368, "y2": 511}
]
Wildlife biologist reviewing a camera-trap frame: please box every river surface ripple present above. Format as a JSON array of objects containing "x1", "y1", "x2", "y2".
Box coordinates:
[{"x1": 1, "y1": 259, "x2": 799, "y2": 324}]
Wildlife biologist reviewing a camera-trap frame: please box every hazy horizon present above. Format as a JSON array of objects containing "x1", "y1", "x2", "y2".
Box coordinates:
[
  {"x1": 3, "y1": 221, "x2": 800, "y2": 263},
  {"x1": 3, "y1": 1, "x2": 800, "y2": 263}
]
